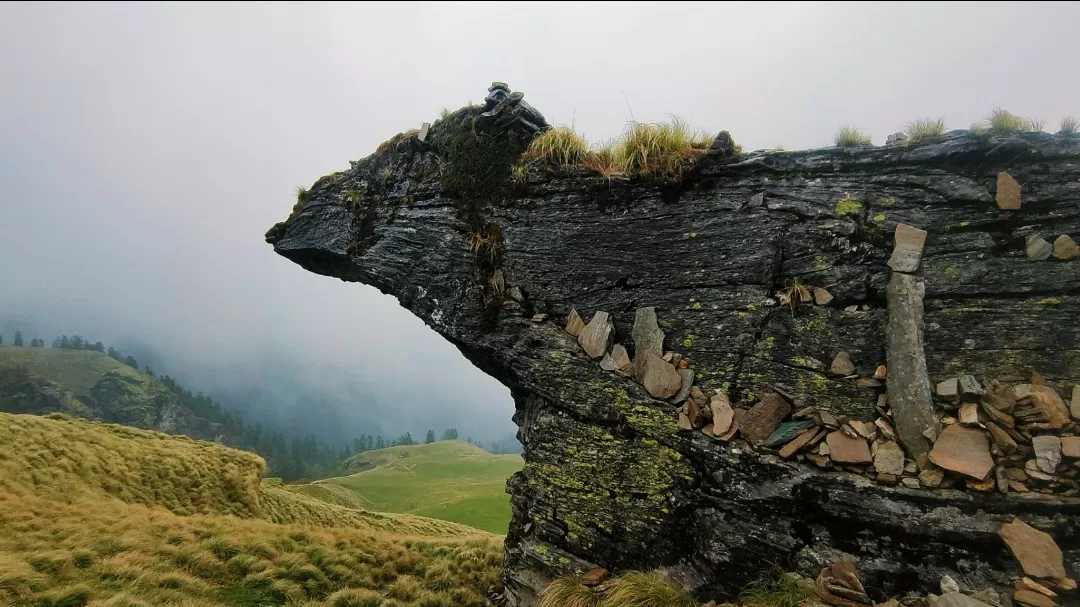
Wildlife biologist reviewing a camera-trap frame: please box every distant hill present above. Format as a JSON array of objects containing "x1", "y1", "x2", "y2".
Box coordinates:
[
  {"x1": 0, "y1": 411, "x2": 500, "y2": 606},
  {"x1": 0, "y1": 345, "x2": 228, "y2": 442},
  {"x1": 317, "y1": 440, "x2": 524, "y2": 533}
]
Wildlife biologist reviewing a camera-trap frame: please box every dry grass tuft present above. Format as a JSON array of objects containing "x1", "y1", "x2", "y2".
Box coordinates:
[
  {"x1": 601, "y1": 571, "x2": 697, "y2": 607},
  {"x1": 537, "y1": 577, "x2": 600, "y2": 607},
  {"x1": 835, "y1": 127, "x2": 872, "y2": 147},
  {"x1": 615, "y1": 118, "x2": 707, "y2": 181},
  {"x1": 581, "y1": 143, "x2": 628, "y2": 182},
  {"x1": 904, "y1": 118, "x2": 946, "y2": 144},
  {"x1": 0, "y1": 412, "x2": 501, "y2": 607},
  {"x1": 523, "y1": 126, "x2": 589, "y2": 166},
  {"x1": 1058, "y1": 116, "x2": 1078, "y2": 135},
  {"x1": 776, "y1": 277, "x2": 812, "y2": 316}
]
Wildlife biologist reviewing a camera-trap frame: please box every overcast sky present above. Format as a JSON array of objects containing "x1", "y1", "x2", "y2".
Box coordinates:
[{"x1": 2, "y1": 2, "x2": 1078, "y2": 442}]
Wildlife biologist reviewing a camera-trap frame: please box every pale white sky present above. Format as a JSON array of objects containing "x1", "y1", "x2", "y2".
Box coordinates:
[{"x1": 1, "y1": 1, "x2": 1077, "y2": 440}]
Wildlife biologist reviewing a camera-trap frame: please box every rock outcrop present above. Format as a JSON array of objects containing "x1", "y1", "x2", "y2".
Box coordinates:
[{"x1": 267, "y1": 84, "x2": 1080, "y2": 605}]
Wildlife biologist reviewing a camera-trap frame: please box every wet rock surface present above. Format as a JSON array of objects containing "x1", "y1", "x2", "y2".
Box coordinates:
[{"x1": 267, "y1": 90, "x2": 1080, "y2": 607}]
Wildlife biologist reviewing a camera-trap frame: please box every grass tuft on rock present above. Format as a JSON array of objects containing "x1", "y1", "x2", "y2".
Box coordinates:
[
  {"x1": 1058, "y1": 116, "x2": 1078, "y2": 135},
  {"x1": 601, "y1": 571, "x2": 697, "y2": 607},
  {"x1": 904, "y1": 118, "x2": 946, "y2": 144},
  {"x1": 981, "y1": 108, "x2": 1044, "y2": 133},
  {"x1": 738, "y1": 566, "x2": 815, "y2": 607},
  {"x1": 581, "y1": 143, "x2": 627, "y2": 182},
  {"x1": 615, "y1": 118, "x2": 708, "y2": 181},
  {"x1": 523, "y1": 126, "x2": 589, "y2": 166},
  {"x1": 835, "y1": 127, "x2": 872, "y2": 147},
  {"x1": 537, "y1": 577, "x2": 600, "y2": 607}
]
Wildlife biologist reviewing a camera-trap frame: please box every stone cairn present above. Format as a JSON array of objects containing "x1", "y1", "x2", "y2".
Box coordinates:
[
  {"x1": 556, "y1": 175, "x2": 1077, "y2": 607},
  {"x1": 478, "y1": 81, "x2": 549, "y2": 135}
]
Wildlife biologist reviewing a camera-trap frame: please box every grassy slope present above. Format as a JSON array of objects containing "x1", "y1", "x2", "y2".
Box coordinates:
[
  {"x1": 317, "y1": 441, "x2": 523, "y2": 534},
  {"x1": 0, "y1": 412, "x2": 501, "y2": 607},
  {"x1": 0, "y1": 346, "x2": 139, "y2": 395}
]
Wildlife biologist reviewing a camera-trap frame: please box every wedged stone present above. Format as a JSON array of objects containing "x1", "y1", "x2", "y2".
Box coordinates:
[
  {"x1": 1010, "y1": 480, "x2": 1030, "y2": 493},
  {"x1": 877, "y1": 473, "x2": 899, "y2": 486},
  {"x1": 580, "y1": 568, "x2": 609, "y2": 586},
  {"x1": 632, "y1": 307, "x2": 664, "y2": 377},
  {"x1": 996, "y1": 171, "x2": 1021, "y2": 210},
  {"x1": 600, "y1": 354, "x2": 617, "y2": 372},
  {"x1": 874, "y1": 418, "x2": 898, "y2": 441},
  {"x1": 830, "y1": 351, "x2": 855, "y2": 376},
  {"x1": 677, "y1": 411, "x2": 692, "y2": 431},
  {"x1": 827, "y1": 431, "x2": 872, "y2": 464},
  {"x1": 929, "y1": 425, "x2": 994, "y2": 480},
  {"x1": 959, "y1": 375, "x2": 984, "y2": 401},
  {"x1": 847, "y1": 420, "x2": 876, "y2": 440},
  {"x1": 937, "y1": 378, "x2": 960, "y2": 403},
  {"x1": 765, "y1": 420, "x2": 816, "y2": 447},
  {"x1": 888, "y1": 222, "x2": 929, "y2": 273},
  {"x1": 1052, "y1": 234, "x2": 1079, "y2": 260},
  {"x1": 609, "y1": 344, "x2": 632, "y2": 377},
  {"x1": 709, "y1": 393, "x2": 735, "y2": 436},
  {"x1": 1024, "y1": 460, "x2": 1055, "y2": 481},
  {"x1": 565, "y1": 309, "x2": 585, "y2": 336},
  {"x1": 901, "y1": 477, "x2": 921, "y2": 489},
  {"x1": 874, "y1": 365, "x2": 887, "y2": 380},
  {"x1": 640, "y1": 354, "x2": 681, "y2": 400},
  {"x1": 996, "y1": 466, "x2": 1009, "y2": 493},
  {"x1": 671, "y1": 369, "x2": 694, "y2": 404},
  {"x1": 931, "y1": 592, "x2": 994, "y2": 607},
  {"x1": 1061, "y1": 436, "x2": 1080, "y2": 458},
  {"x1": 741, "y1": 394, "x2": 792, "y2": 444},
  {"x1": 919, "y1": 467, "x2": 945, "y2": 488},
  {"x1": 1026, "y1": 235, "x2": 1053, "y2": 261},
  {"x1": 820, "y1": 410, "x2": 840, "y2": 429},
  {"x1": 578, "y1": 311, "x2": 614, "y2": 359},
  {"x1": 1013, "y1": 384, "x2": 1071, "y2": 429},
  {"x1": 1013, "y1": 590, "x2": 1059, "y2": 607},
  {"x1": 940, "y1": 576, "x2": 960, "y2": 594},
  {"x1": 981, "y1": 400, "x2": 1015, "y2": 428},
  {"x1": 873, "y1": 441, "x2": 905, "y2": 476},
  {"x1": 1033, "y1": 436, "x2": 1062, "y2": 474},
  {"x1": 417, "y1": 122, "x2": 431, "y2": 143},
  {"x1": 688, "y1": 386, "x2": 708, "y2": 408},
  {"x1": 999, "y1": 518, "x2": 1066, "y2": 579},
  {"x1": 814, "y1": 287, "x2": 834, "y2": 305},
  {"x1": 886, "y1": 272, "x2": 937, "y2": 462},
  {"x1": 685, "y1": 399, "x2": 702, "y2": 427},
  {"x1": 778, "y1": 428, "x2": 818, "y2": 459},
  {"x1": 959, "y1": 403, "x2": 980, "y2": 426},
  {"x1": 1017, "y1": 577, "x2": 1057, "y2": 598},
  {"x1": 987, "y1": 422, "x2": 1018, "y2": 455},
  {"x1": 1072, "y1": 385, "x2": 1080, "y2": 419}
]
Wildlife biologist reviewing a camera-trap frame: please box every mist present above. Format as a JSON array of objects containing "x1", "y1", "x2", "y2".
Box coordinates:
[{"x1": 2, "y1": 2, "x2": 1078, "y2": 444}]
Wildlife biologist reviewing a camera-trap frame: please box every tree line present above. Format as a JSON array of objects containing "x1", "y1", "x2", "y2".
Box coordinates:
[{"x1": 2, "y1": 329, "x2": 508, "y2": 480}]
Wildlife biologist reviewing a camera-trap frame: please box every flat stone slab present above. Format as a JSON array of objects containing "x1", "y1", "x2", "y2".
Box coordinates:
[
  {"x1": 826, "y1": 430, "x2": 872, "y2": 464},
  {"x1": 640, "y1": 353, "x2": 681, "y2": 400},
  {"x1": 578, "y1": 311, "x2": 614, "y2": 359},
  {"x1": 1014, "y1": 384, "x2": 1071, "y2": 429},
  {"x1": 765, "y1": 420, "x2": 815, "y2": 447},
  {"x1": 672, "y1": 369, "x2": 694, "y2": 404},
  {"x1": 741, "y1": 394, "x2": 792, "y2": 444},
  {"x1": 710, "y1": 393, "x2": 735, "y2": 436},
  {"x1": 632, "y1": 307, "x2": 664, "y2": 378},
  {"x1": 888, "y1": 222, "x2": 929, "y2": 273},
  {"x1": 929, "y1": 425, "x2": 994, "y2": 480},
  {"x1": 873, "y1": 441, "x2": 906, "y2": 475},
  {"x1": 565, "y1": 309, "x2": 585, "y2": 336},
  {"x1": 1052, "y1": 234, "x2": 1079, "y2": 260},
  {"x1": 1062, "y1": 436, "x2": 1080, "y2": 458},
  {"x1": 1026, "y1": 235, "x2": 1053, "y2": 261},
  {"x1": 814, "y1": 287, "x2": 834, "y2": 305},
  {"x1": 610, "y1": 344, "x2": 632, "y2": 376},
  {"x1": 996, "y1": 171, "x2": 1021, "y2": 210},
  {"x1": 999, "y1": 518, "x2": 1066, "y2": 579},
  {"x1": 778, "y1": 428, "x2": 818, "y2": 459},
  {"x1": 1033, "y1": 435, "x2": 1062, "y2": 474}
]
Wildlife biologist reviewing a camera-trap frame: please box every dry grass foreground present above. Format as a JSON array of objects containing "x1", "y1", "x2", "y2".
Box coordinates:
[{"x1": 0, "y1": 412, "x2": 502, "y2": 607}]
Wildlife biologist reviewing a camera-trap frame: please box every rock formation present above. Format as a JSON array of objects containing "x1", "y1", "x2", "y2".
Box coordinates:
[{"x1": 267, "y1": 84, "x2": 1080, "y2": 606}]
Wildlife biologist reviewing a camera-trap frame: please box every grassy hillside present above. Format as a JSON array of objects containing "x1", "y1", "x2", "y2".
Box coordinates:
[
  {"x1": 0, "y1": 346, "x2": 139, "y2": 394},
  {"x1": 0, "y1": 412, "x2": 502, "y2": 606},
  {"x1": 318, "y1": 441, "x2": 523, "y2": 534}
]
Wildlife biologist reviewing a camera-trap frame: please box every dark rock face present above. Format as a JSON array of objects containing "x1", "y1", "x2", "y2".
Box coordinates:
[{"x1": 267, "y1": 95, "x2": 1080, "y2": 606}]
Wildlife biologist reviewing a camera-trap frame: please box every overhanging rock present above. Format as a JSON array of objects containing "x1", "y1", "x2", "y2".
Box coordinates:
[{"x1": 268, "y1": 85, "x2": 1080, "y2": 605}]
